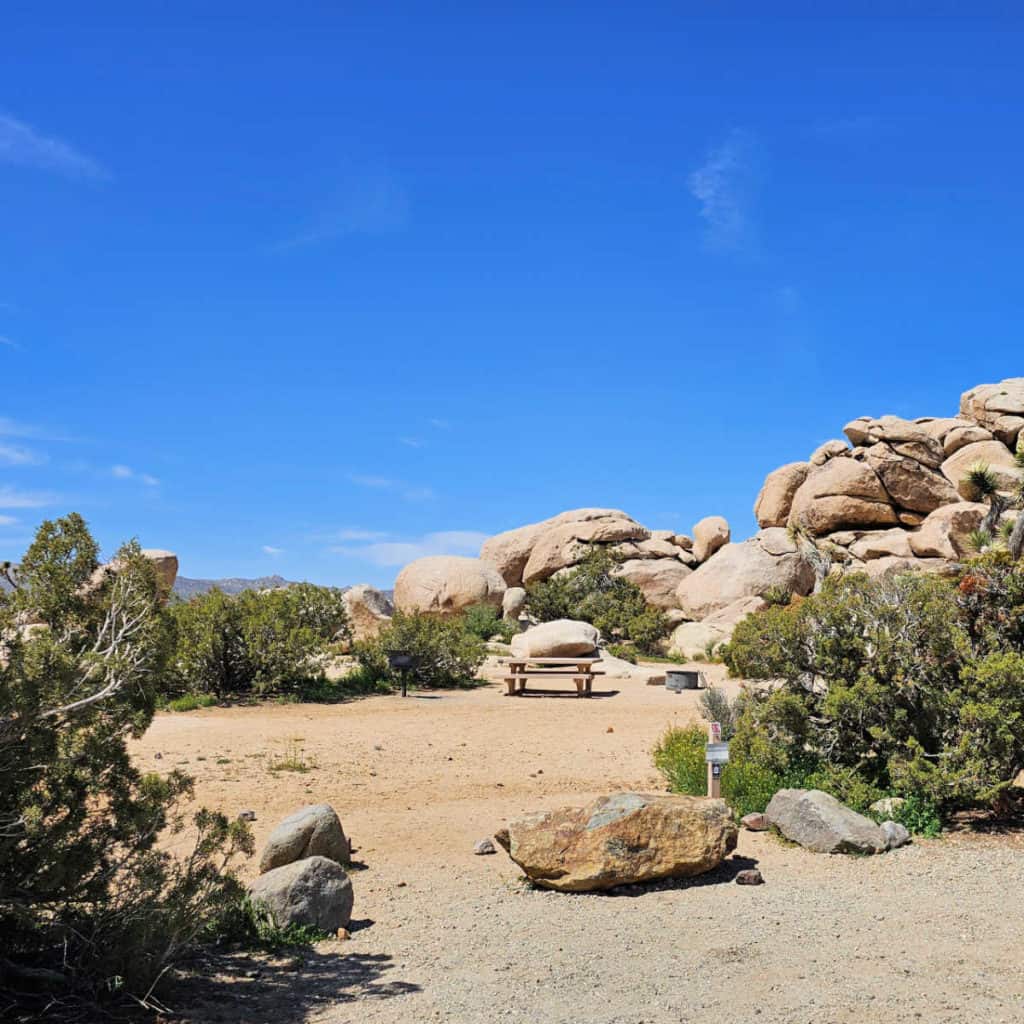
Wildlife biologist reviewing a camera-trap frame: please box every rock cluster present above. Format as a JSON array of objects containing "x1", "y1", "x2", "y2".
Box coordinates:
[
  {"x1": 248, "y1": 804, "x2": 354, "y2": 932},
  {"x1": 495, "y1": 792, "x2": 737, "y2": 891},
  {"x1": 753, "y1": 378, "x2": 1024, "y2": 578},
  {"x1": 386, "y1": 377, "x2": 1022, "y2": 657}
]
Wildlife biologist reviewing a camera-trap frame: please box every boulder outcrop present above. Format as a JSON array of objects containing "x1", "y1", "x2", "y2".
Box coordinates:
[
  {"x1": 611, "y1": 558, "x2": 692, "y2": 609},
  {"x1": 394, "y1": 556, "x2": 506, "y2": 616},
  {"x1": 675, "y1": 529, "x2": 816, "y2": 619},
  {"x1": 495, "y1": 792, "x2": 737, "y2": 892}
]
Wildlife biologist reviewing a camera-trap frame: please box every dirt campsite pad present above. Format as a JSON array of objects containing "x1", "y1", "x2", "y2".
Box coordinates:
[{"x1": 134, "y1": 668, "x2": 1024, "y2": 1024}]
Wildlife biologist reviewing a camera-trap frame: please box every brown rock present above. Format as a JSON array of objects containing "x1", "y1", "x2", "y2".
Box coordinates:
[
  {"x1": 754, "y1": 462, "x2": 810, "y2": 528},
  {"x1": 789, "y1": 458, "x2": 898, "y2": 534},
  {"x1": 741, "y1": 812, "x2": 769, "y2": 831},
  {"x1": 612, "y1": 558, "x2": 692, "y2": 609},
  {"x1": 394, "y1": 556, "x2": 506, "y2": 616},
  {"x1": 497, "y1": 792, "x2": 737, "y2": 892},
  {"x1": 908, "y1": 502, "x2": 988, "y2": 559},
  {"x1": 809, "y1": 439, "x2": 850, "y2": 465},
  {"x1": 692, "y1": 516, "x2": 731, "y2": 563},
  {"x1": 735, "y1": 869, "x2": 764, "y2": 885},
  {"x1": 675, "y1": 529, "x2": 816, "y2": 620},
  {"x1": 940, "y1": 440, "x2": 1024, "y2": 498},
  {"x1": 848, "y1": 528, "x2": 914, "y2": 561},
  {"x1": 522, "y1": 515, "x2": 649, "y2": 584},
  {"x1": 864, "y1": 443, "x2": 959, "y2": 514},
  {"x1": 960, "y1": 378, "x2": 1024, "y2": 446}
]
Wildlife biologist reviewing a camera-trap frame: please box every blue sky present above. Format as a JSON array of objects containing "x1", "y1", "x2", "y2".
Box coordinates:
[{"x1": 2, "y1": 3, "x2": 1022, "y2": 587}]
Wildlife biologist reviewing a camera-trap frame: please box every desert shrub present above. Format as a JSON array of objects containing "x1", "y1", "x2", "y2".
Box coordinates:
[
  {"x1": 461, "y1": 602, "x2": 517, "y2": 644},
  {"x1": 870, "y1": 794, "x2": 943, "y2": 838},
  {"x1": 165, "y1": 692, "x2": 219, "y2": 712},
  {"x1": 354, "y1": 610, "x2": 487, "y2": 690},
  {"x1": 722, "y1": 564, "x2": 1024, "y2": 818},
  {"x1": 212, "y1": 894, "x2": 327, "y2": 951},
  {"x1": 526, "y1": 550, "x2": 670, "y2": 654},
  {"x1": 169, "y1": 583, "x2": 350, "y2": 696},
  {"x1": 0, "y1": 515, "x2": 253, "y2": 1012},
  {"x1": 698, "y1": 685, "x2": 737, "y2": 740},
  {"x1": 652, "y1": 723, "x2": 812, "y2": 817},
  {"x1": 605, "y1": 642, "x2": 638, "y2": 663}
]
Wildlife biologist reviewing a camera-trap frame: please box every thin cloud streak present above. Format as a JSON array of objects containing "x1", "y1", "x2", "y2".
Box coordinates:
[
  {"x1": 688, "y1": 129, "x2": 759, "y2": 251},
  {"x1": 0, "y1": 113, "x2": 108, "y2": 180},
  {"x1": 0, "y1": 443, "x2": 44, "y2": 466},
  {"x1": 331, "y1": 530, "x2": 488, "y2": 567},
  {"x1": 348, "y1": 473, "x2": 435, "y2": 503},
  {"x1": 111, "y1": 465, "x2": 159, "y2": 486},
  {"x1": 0, "y1": 486, "x2": 58, "y2": 509},
  {"x1": 262, "y1": 545, "x2": 283, "y2": 556}
]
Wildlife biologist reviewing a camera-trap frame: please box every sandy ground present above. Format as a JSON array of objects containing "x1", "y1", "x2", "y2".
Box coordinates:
[{"x1": 133, "y1": 665, "x2": 1024, "y2": 1024}]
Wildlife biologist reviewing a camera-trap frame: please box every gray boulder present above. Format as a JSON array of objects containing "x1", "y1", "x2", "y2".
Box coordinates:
[
  {"x1": 765, "y1": 789, "x2": 888, "y2": 854},
  {"x1": 259, "y1": 804, "x2": 350, "y2": 874},
  {"x1": 881, "y1": 820, "x2": 911, "y2": 850},
  {"x1": 248, "y1": 856, "x2": 353, "y2": 933}
]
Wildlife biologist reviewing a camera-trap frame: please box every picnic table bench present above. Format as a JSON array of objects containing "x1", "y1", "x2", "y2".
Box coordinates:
[{"x1": 504, "y1": 656, "x2": 604, "y2": 697}]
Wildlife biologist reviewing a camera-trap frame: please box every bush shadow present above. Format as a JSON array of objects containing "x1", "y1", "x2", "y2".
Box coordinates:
[{"x1": 170, "y1": 947, "x2": 420, "y2": 1022}]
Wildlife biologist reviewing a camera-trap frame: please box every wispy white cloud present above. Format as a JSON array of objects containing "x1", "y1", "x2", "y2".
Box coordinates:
[
  {"x1": 688, "y1": 129, "x2": 759, "y2": 251},
  {"x1": 0, "y1": 113, "x2": 108, "y2": 180},
  {"x1": 111, "y1": 465, "x2": 159, "y2": 486},
  {"x1": 331, "y1": 528, "x2": 390, "y2": 542},
  {"x1": 0, "y1": 514, "x2": 17, "y2": 526},
  {"x1": 331, "y1": 529, "x2": 488, "y2": 567},
  {"x1": 0, "y1": 416, "x2": 74, "y2": 442},
  {"x1": 348, "y1": 473, "x2": 435, "y2": 503},
  {"x1": 0, "y1": 335, "x2": 19, "y2": 349},
  {"x1": 262, "y1": 545, "x2": 283, "y2": 556},
  {"x1": 0, "y1": 486, "x2": 58, "y2": 509},
  {"x1": 280, "y1": 166, "x2": 409, "y2": 249},
  {"x1": 0, "y1": 443, "x2": 44, "y2": 466},
  {"x1": 399, "y1": 436, "x2": 425, "y2": 448}
]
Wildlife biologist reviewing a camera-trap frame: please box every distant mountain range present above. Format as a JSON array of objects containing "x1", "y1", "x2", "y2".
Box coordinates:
[{"x1": 172, "y1": 574, "x2": 300, "y2": 598}]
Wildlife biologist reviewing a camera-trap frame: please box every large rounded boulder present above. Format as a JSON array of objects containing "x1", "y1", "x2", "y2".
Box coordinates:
[
  {"x1": 611, "y1": 558, "x2": 692, "y2": 609},
  {"x1": 510, "y1": 619, "x2": 599, "y2": 659},
  {"x1": 248, "y1": 856, "x2": 354, "y2": 932},
  {"x1": 495, "y1": 792, "x2": 737, "y2": 892},
  {"x1": 259, "y1": 804, "x2": 351, "y2": 874},
  {"x1": 394, "y1": 556, "x2": 506, "y2": 616},
  {"x1": 675, "y1": 528, "x2": 816, "y2": 620},
  {"x1": 788, "y1": 457, "x2": 898, "y2": 534},
  {"x1": 754, "y1": 462, "x2": 810, "y2": 528}
]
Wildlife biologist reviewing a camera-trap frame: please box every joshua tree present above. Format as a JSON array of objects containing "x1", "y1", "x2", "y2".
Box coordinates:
[{"x1": 962, "y1": 444, "x2": 1024, "y2": 560}]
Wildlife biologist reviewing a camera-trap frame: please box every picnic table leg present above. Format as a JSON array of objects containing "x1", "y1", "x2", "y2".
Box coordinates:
[
  {"x1": 585, "y1": 676, "x2": 593, "y2": 697},
  {"x1": 574, "y1": 677, "x2": 585, "y2": 697}
]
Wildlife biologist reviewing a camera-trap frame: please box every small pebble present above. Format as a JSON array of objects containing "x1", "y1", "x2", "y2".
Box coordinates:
[
  {"x1": 736, "y1": 868, "x2": 764, "y2": 886},
  {"x1": 237, "y1": 809, "x2": 257, "y2": 822},
  {"x1": 474, "y1": 838, "x2": 497, "y2": 855}
]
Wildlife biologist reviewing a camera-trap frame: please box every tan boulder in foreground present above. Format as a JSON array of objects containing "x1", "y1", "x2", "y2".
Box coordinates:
[
  {"x1": 394, "y1": 556, "x2": 506, "y2": 616},
  {"x1": 495, "y1": 792, "x2": 737, "y2": 892}
]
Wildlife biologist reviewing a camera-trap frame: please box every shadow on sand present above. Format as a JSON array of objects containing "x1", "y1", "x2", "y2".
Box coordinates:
[{"x1": 169, "y1": 946, "x2": 420, "y2": 1023}]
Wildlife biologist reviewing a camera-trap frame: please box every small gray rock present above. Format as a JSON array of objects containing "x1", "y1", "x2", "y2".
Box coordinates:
[
  {"x1": 237, "y1": 810, "x2": 257, "y2": 822},
  {"x1": 765, "y1": 789, "x2": 888, "y2": 855},
  {"x1": 259, "y1": 804, "x2": 349, "y2": 874},
  {"x1": 881, "y1": 820, "x2": 911, "y2": 850},
  {"x1": 735, "y1": 868, "x2": 764, "y2": 885},
  {"x1": 474, "y1": 838, "x2": 497, "y2": 855},
  {"x1": 248, "y1": 856, "x2": 353, "y2": 933}
]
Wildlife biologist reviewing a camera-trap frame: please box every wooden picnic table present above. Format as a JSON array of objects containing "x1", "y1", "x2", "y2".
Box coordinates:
[{"x1": 504, "y1": 656, "x2": 604, "y2": 698}]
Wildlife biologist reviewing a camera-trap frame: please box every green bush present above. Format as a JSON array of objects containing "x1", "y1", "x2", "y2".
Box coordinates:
[
  {"x1": 165, "y1": 692, "x2": 219, "y2": 712},
  {"x1": 0, "y1": 515, "x2": 253, "y2": 1011},
  {"x1": 212, "y1": 894, "x2": 328, "y2": 951},
  {"x1": 461, "y1": 602, "x2": 517, "y2": 644},
  {"x1": 870, "y1": 794, "x2": 943, "y2": 838},
  {"x1": 722, "y1": 562, "x2": 1024, "y2": 820},
  {"x1": 355, "y1": 610, "x2": 487, "y2": 690},
  {"x1": 526, "y1": 549, "x2": 670, "y2": 654},
  {"x1": 169, "y1": 583, "x2": 350, "y2": 697},
  {"x1": 605, "y1": 642, "x2": 638, "y2": 664},
  {"x1": 652, "y1": 723, "x2": 812, "y2": 817}
]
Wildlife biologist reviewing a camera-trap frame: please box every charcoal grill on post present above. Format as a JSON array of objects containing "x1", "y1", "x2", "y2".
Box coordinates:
[{"x1": 387, "y1": 652, "x2": 419, "y2": 698}]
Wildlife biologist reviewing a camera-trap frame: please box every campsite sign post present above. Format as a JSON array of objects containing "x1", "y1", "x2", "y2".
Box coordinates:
[{"x1": 705, "y1": 722, "x2": 729, "y2": 798}]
